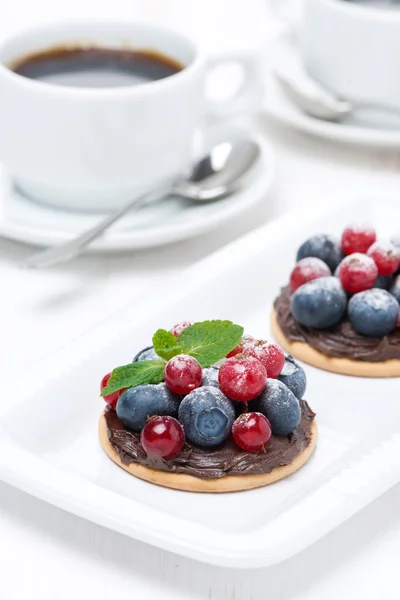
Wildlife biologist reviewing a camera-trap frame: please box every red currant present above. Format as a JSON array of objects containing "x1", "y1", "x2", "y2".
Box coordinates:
[
  {"x1": 339, "y1": 253, "x2": 378, "y2": 293},
  {"x1": 289, "y1": 257, "x2": 331, "y2": 292},
  {"x1": 226, "y1": 334, "x2": 255, "y2": 358},
  {"x1": 227, "y1": 345, "x2": 243, "y2": 358},
  {"x1": 341, "y1": 224, "x2": 376, "y2": 255},
  {"x1": 100, "y1": 373, "x2": 126, "y2": 409},
  {"x1": 140, "y1": 416, "x2": 185, "y2": 460},
  {"x1": 242, "y1": 341, "x2": 285, "y2": 378},
  {"x1": 367, "y1": 241, "x2": 400, "y2": 276},
  {"x1": 218, "y1": 356, "x2": 267, "y2": 402},
  {"x1": 164, "y1": 354, "x2": 202, "y2": 395},
  {"x1": 232, "y1": 412, "x2": 272, "y2": 452},
  {"x1": 170, "y1": 321, "x2": 193, "y2": 337}
]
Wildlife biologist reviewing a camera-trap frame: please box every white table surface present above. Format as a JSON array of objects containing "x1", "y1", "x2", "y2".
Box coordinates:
[{"x1": 2, "y1": 1, "x2": 400, "y2": 598}]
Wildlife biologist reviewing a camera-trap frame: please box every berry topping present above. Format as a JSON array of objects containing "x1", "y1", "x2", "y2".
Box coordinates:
[
  {"x1": 341, "y1": 224, "x2": 376, "y2": 255},
  {"x1": 290, "y1": 276, "x2": 347, "y2": 329},
  {"x1": 348, "y1": 289, "x2": 399, "y2": 338},
  {"x1": 178, "y1": 386, "x2": 235, "y2": 447},
  {"x1": 242, "y1": 341, "x2": 285, "y2": 378},
  {"x1": 132, "y1": 345, "x2": 161, "y2": 362},
  {"x1": 339, "y1": 253, "x2": 378, "y2": 293},
  {"x1": 218, "y1": 356, "x2": 267, "y2": 402},
  {"x1": 296, "y1": 234, "x2": 343, "y2": 272},
  {"x1": 278, "y1": 355, "x2": 307, "y2": 400},
  {"x1": 226, "y1": 334, "x2": 255, "y2": 358},
  {"x1": 201, "y1": 366, "x2": 219, "y2": 388},
  {"x1": 140, "y1": 416, "x2": 185, "y2": 460},
  {"x1": 164, "y1": 354, "x2": 202, "y2": 395},
  {"x1": 100, "y1": 373, "x2": 126, "y2": 409},
  {"x1": 367, "y1": 241, "x2": 400, "y2": 276},
  {"x1": 289, "y1": 257, "x2": 331, "y2": 292},
  {"x1": 232, "y1": 412, "x2": 272, "y2": 453},
  {"x1": 170, "y1": 321, "x2": 193, "y2": 337},
  {"x1": 116, "y1": 383, "x2": 180, "y2": 432},
  {"x1": 226, "y1": 345, "x2": 243, "y2": 358},
  {"x1": 252, "y1": 379, "x2": 301, "y2": 436}
]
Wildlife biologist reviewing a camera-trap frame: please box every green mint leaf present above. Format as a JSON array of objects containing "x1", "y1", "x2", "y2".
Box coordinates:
[
  {"x1": 177, "y1": 320, "x2": 244, "y2": 367},
  {"x1": 101, "y1": 360, "x2": 166, "y2": 396},
  {"x1": 152, "y1": 329, "x2": 183, "y2": 361}
]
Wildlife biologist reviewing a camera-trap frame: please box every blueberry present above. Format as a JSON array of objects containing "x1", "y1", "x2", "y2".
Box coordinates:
[
  {"x1": 178, "y1": 386, "x2": 235, "y2": 447},
  {"x1": 201, "y1": 366, "x2": 219, "y2": 388},
  {"x1": 116, "y1": 383, "x2": 180, "y2": 432},
  {"x1": 296, "y1": 234, "x2": 344, "y2": 272},
  {"x1": 390, "y1": 275, "x2": 400, "y2": 303},
  {"x1": 291, "y1": 276, "x2": 347, "y2": 329},
  {"x1": 132, "y1": 346, "x2": 161, "y2": 362},
  {"x1": 348, "y1": 289, "x2": 399, "y2": 337},
  {"x1": 253, "y1": 379, "x2": 301, "y2": 436},
  {"x1": 278, "y1": 355, "x2": 307, "y2": 400}
]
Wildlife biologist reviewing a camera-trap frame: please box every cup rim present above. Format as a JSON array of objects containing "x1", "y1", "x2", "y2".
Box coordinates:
[
  {"x1": 319, "y1": 0, "x2": 400, "y2": 21},
  {"x1": 0, "y1": 19, "x2": 202, "y2": 97}
]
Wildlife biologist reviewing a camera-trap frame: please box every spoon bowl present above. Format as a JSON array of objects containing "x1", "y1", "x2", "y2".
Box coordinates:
[
  {"x1": 274, "y1": 69, "x2": 352, "y2": 122},
  {"x1": 274, "y1": 66, "x2": 400, "y2": 124}
]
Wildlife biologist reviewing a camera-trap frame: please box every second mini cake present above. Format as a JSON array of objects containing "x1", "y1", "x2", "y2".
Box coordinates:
[{"x1": 272, "y1": 225, "x2": 400, "y2": 377}]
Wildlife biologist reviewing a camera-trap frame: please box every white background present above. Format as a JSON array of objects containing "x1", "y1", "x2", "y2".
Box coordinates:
[{"x1": 2, "y1": 0, "x2": 400, "y2": 598}]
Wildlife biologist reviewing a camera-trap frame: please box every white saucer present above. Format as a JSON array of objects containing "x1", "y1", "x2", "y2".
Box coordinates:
[
  {"x1": 0, "y1": 122, "x2": 274, "y2": 251},
  {"x1": 262, "y1": 33, "x2": 400, "y2": 148}
]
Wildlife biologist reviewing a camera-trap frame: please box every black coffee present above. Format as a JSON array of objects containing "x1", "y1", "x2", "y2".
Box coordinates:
[{"x1": 10, "y1": 46, "x2": 183, "y2": 88}]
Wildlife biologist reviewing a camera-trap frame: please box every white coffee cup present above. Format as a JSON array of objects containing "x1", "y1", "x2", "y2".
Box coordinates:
[
  {"x1": 302, "y1": 0, "x2": 400, "y2": 112},
  {"x1": 0, "y1": 21, "x2": 263, "y2": 212}
]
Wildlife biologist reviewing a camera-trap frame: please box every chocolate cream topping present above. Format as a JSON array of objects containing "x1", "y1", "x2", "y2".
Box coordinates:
[
  {"x1": 274, "y1": 285, "x2": 400, "y2": 362},
  {"x1": 104, "y1": 401, "x2": 315, "y2": 480}
]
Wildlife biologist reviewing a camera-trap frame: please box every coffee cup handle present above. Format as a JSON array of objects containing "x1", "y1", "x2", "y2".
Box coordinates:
[{"x1": 204, "y1": 49, "x2": 264, "y2": 120}]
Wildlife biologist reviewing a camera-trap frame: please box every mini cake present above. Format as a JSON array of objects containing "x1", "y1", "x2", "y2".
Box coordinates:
[
  {"x1": 272, "y1": 225, "x2": 400, "y2": 377},
  {"x1": 99, "y1": 320, "x2": 317, "y2": 492}
]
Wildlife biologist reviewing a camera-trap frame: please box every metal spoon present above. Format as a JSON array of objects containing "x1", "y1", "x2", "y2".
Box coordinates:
[
  {"x1": 274, "y1": 68, "x2": 400, "y2": 123},
  {"x1": 23, "y1": 138, "x2": 261, "y2": 269}
]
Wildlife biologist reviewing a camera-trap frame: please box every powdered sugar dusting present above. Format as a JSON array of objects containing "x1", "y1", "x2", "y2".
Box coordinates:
[
  {"x1": 170, "y1": 321, "x2": 193, "y2": 337},
  {"x1": 264, "y1": 379, "x2": 294, "y2": 404},
  {"x1": 354, "y1": 289, "x2": 398, "y2": 311},
  {"x1": 303, "y1": 234, "x2": 337, "y2": 252},
  {"x1": 368, "y1": 240, "x2": 400, "y2": 260},
  {"x1": 344, "y1": 252, "x2": 376, "y2": 268},
  {"x1": 296, "y1": 257, "x2": 331, "y2": 275},
  {"x1": 369, "y1": 240, "x2": 399, "y2": 252},
  {"x1": 170, "y1": 354, "x2": 198, "y2": 369},
  {"x1": 180, "y1": 386, "x2": 235, "y2": 419},
  {"x1": 280, "y1": 360, "x2": 297, "y2": 376},
  {"x1": 296, "y1": 276, "x2": 344, "y2": 295}
]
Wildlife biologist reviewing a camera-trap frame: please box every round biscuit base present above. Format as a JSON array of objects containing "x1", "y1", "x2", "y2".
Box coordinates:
[
  {"x1": 99, "y1": 412, "x2": 317, "y2": 493},
  {"x1": 271, "y1": 309, "x2": 400, "y2": 378}
]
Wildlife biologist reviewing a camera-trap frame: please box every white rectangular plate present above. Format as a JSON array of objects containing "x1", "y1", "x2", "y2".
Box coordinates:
[{"x1": 2, "y1": 194, "x2": 400, "y2": 569}]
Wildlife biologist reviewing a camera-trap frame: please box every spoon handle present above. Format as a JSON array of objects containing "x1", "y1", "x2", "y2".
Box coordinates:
[{"x1": 22, "y1": 181, "x2": 172, "y2": 269}]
